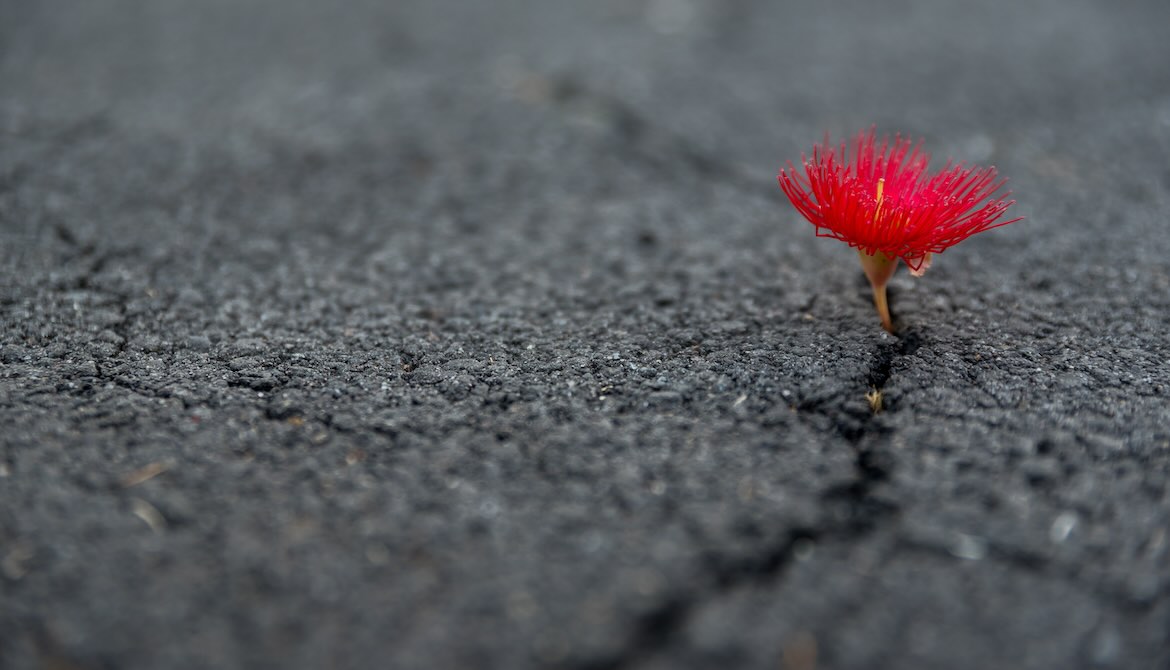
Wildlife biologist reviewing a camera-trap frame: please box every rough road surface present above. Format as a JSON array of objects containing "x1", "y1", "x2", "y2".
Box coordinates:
[{"x1": 2, "y1": 1, "x2": 1169, "y2": 668}]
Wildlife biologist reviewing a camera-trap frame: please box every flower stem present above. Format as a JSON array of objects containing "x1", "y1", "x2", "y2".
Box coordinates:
[
  {"x1": 857, "y1": 250, "x2": 898, "y2": 332},
  {"x1": 871, "y1": 281, "x2": 892, "y2": 333}
]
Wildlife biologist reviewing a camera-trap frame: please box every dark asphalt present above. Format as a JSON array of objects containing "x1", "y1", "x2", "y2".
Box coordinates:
[{"x1": 2, "y1": 1, "x2": 1169, "y2": 668}]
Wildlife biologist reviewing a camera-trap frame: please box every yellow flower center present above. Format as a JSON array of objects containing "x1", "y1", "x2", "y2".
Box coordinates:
[{"x1": 874, "y1": 177, "x2": 907, "y2": 232}]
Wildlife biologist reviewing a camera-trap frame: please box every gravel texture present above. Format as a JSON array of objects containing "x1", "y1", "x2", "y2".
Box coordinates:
[{"x1": 2, "y1": 1, "x2": 1169, "y2": 668}]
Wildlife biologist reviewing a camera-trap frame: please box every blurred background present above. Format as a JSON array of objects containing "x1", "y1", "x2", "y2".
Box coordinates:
[
  {"x1": 4, "y1": 0, "x2": 1170, "y2": 280},
  {"x1": 7, "y1": 1, "x2": 1169, "y2": 152}
]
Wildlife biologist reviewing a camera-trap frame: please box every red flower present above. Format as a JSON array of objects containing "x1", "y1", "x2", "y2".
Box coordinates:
[{"x1": 777, "y1": 128, "x2": 1022, "y2": 331}]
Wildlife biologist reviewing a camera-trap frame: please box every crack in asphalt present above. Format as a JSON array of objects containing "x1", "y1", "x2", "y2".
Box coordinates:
[
  {"x1": 866, "y1": 329, "x2": 922, "y2": 393},
  {"x1": 816, "y1": 329, "x2": 921, "y2": 532},
  {"x1": 567, "y1": 332, "x2": 924, "y2": 669},
  {"x1": 568, "y1": 526, "x2": 820, "y2": 670}
]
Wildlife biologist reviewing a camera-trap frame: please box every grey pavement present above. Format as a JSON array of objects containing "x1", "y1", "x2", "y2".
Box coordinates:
[{"x1": 2, "y1": 1, "x2": 1169, "y2": 668}]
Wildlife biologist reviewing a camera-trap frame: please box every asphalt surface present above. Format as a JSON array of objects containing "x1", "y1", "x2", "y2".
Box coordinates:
[{"x1": 2, "y1": 1, "x2": 1170, "y2": 668}]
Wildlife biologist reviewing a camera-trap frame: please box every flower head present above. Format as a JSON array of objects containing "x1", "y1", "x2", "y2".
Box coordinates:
[{"x1": 777, "y1": 128, "x2": 1021, "y2": 331}]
